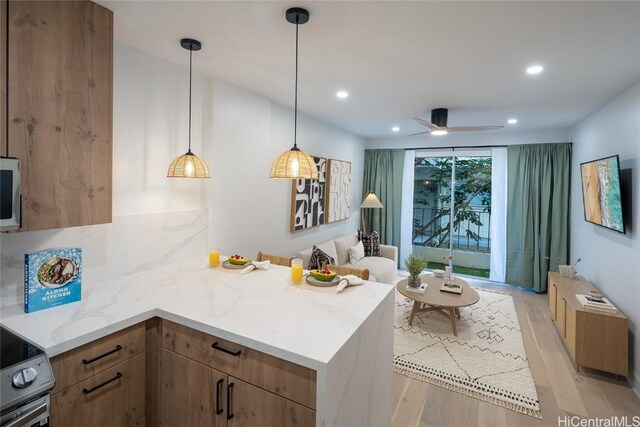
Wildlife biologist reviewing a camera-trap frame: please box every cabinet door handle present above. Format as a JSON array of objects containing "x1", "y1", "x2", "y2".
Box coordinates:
[
  {"x1": 82, "y1": 372, "x2": 122, "y2": 394},
  {"x1": 82, "y1": 345, "x2": 123, "y2": 364},
  {"x1": 212, "y1": 341, "x2": 242, "y2": 357},
  {"x1": 215, "y1": 378, "x2": 224, "y2": 415},
  {"x1": 227, "y1": 382, "x2": 235, "y2": 420}
]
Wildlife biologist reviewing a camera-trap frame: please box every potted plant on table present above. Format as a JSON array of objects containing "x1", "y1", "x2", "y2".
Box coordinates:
[{"x1": 405, "y1": 254, "x2": 428, "y2": 288}]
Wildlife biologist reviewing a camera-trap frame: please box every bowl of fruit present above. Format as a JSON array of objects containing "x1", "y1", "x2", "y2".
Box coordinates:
[{"x1": 309, "y1": 269, "x2": 338, "y2": 282}]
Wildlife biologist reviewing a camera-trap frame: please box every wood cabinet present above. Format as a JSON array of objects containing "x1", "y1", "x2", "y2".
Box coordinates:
[
  {"x1": 50, "y1": 324, "x2": 145, "y2": 426},
  {"x1": 547, "y1": 272, "x2": 628, "y2": 376},
  {"x1": 227, "y1": 378, "x2": 316, "y2": 427},
  {"x1": 159, "y1": 349, "x2": 227, "y2": 427},
  {"x1": 50, "y1": 323, "x2": 145, "y2": 393},
  {"x1": 161, "y1": 320, "x2": 316, "y2": 410},
  {"x1": 50, "y1": 319, "x2": 317, "y2": 426},
  {"x1": 548, "y1": 280, "x2": 557, "y2": 320},
  {"x1": 3, "y1": 0, "x2": 113, "y2": 231},
  {"x1": 159, "y1": 320, "x2": 316, "y2": 426},
  {"x1": 556, "y1": 295, "x2": 566, "y2": 336},
  {"x1": 51, "y1": 353, "x2": 145, "y2": 426}
]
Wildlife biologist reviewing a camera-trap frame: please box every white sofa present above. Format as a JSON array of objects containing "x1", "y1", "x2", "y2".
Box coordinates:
[{"x1": 295, "y1": 233, "x2": 398, "y2": 284}]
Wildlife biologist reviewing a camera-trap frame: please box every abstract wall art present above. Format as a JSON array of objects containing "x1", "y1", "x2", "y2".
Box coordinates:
[
  {"x1": 326, "y1": 159, "x2": 351, "y2": 223},
  {"x1": 291, "y1": 156, "x2": 326, "y2": 232}
]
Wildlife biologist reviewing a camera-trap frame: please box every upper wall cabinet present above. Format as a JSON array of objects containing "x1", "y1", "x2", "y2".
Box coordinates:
[{"x1": 3, "y1": 0, "x2": 113, "y2": 232}]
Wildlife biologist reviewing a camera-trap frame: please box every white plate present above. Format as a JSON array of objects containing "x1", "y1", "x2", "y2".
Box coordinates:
[
  {"x1": 223, "y1": 260, "x2": 251, "y2": 270},
  {"x1": 432, "y1": 269, "x2": 445, "y2": 277},
  {"x1": 306, "y1": 275, "x2": 340, "y2": 287}
]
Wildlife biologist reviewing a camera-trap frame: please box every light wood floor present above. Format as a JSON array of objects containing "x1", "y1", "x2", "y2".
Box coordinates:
[{"x1": 391, "y1": 282, "x2": 640, "y2": 427}]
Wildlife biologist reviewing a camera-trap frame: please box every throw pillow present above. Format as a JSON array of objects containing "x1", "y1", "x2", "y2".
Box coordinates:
[
  {"x1": 358, "y1": 230, "x2": 381, "y2": 257},
  {"x1": 308, "y1": 245, "x2": 336, "y2": 270},
  {"x1": 348, "y1": 241, "x2": 365, "y2": 264}
]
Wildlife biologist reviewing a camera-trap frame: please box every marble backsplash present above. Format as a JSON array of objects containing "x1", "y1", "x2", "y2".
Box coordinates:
[{"x1": 0, "y1": 209, "x2": 207, "y2": 297}]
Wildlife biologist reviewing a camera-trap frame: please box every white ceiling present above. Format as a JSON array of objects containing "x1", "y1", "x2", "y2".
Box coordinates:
[{"x1": 98, "y1": 1, "x2": 640, "y2": 139}]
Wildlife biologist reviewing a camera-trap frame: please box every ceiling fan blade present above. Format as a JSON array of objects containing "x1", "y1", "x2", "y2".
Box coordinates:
[
  {"x1": 413, "y1": 117, "x2": 441, "y2": 131},
  {"x1": 409, "y1": 130, "x2": 430, "y2": 136},
  {"x1": 444, "y1": 126, "x2": 504, "y2": 132}
]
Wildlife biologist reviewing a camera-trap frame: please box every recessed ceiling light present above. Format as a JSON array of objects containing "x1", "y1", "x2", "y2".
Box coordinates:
[
  {"x1": 336, "y1": 91, "x2": 349, "y2": 99},
  {"x1": 526, "y1": 65, "x2": 544, "y2": 75},
  {"x1": 507, "y1": 118, "x2": 518, "y2": 124},
  {"x1": 431, "y1": 130, "x2": 448, "y2": 136},
  {"x1": 392, "y1": 126, "x2": 400, "y2": 132}
]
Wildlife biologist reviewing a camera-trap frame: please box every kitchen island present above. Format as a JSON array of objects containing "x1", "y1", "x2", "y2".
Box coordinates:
[{"x1": 0, "y1": 259, "x2": 395, "y2": 426}]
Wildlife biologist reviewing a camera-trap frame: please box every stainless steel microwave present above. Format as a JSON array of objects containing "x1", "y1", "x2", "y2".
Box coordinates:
[{"x1": 0, "y1": 157, "x2": 21, "y2": 231}]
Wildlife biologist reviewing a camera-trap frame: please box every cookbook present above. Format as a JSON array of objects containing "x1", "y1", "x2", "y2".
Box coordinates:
[{"x1": 24, "y1": 248, "x2": 82, "y2": 313}]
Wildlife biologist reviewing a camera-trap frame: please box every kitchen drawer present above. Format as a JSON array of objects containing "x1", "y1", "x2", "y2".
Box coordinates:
[
  {"x1": 51, "y1": 323, "x2": 145, "y2": 393},
  {"x1": 51, "y1": 352, "x2": 145, "y2": 427},
  {"x1": 227, "y1": 377, "x2": 316, "y2": 427},
  {"x1": 162, "y1": 320, "x2": 316, "y2": 409}
]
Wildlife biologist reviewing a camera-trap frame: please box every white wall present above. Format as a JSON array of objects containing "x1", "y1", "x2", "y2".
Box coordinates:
[
  {"x1": 113, "y1": 43, "x2": 206, "y2": 214},
  {"x1": 571, "y1": 82, "x2": 640, "y2": 393},
  {"x1": 366, "y1": 128, "x2": 572, "y2": 150},
  {"x1": 204, "y1": 78, "x2": 365, "y2": 257}
]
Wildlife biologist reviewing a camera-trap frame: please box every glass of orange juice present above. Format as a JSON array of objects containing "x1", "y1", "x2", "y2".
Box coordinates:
[
  {"x1": 291, "y1": 258, "x2": 303, "y2": 284},
  {"x1": 209, "y1": 248, "x2": 220, "y2": 267}
]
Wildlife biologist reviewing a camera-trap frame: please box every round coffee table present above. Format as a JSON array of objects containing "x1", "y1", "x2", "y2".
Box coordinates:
[{"x1": 396, "y1": 274, "x2": 480, "y2": 336}]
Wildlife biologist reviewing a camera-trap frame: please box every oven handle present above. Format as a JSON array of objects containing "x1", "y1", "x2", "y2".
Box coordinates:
[{"x1": 4, "y1": 400, "x2": 48, "y2": 427}]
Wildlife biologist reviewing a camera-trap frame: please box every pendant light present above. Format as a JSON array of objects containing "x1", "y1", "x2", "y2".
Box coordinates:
[
  {"x1": 167, "y1": 38, "x2": 211, "y2": 178},
  {"x1": 269, "y1": 8, "x2": 318, "y2": 180}
]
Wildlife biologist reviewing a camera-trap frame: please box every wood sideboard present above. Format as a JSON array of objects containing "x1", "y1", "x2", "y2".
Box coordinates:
[{"x1": 547, "y1": 272, "x2": 628, "y2": 376}]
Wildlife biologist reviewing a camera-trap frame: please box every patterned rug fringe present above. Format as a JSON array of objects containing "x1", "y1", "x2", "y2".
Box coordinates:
[
  {"x1": 394, "y1": 362, "x2": 542, "y2": 419},
  {"x1": 472, "y1": 286, "x2": 512, "y2": 296}
]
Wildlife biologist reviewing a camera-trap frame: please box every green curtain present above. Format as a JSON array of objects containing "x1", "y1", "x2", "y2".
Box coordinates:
[
  {"x1": 506, "y1": 143, "x2": 571, "y2": 292},
  {"x1": 362, "y1": 149, "x2": 404, "y2": 250}
]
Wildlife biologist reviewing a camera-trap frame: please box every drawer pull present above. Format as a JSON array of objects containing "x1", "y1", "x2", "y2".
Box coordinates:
[
  {"x1": 82, "y1": 345, "x2": 123, "y2": 364},
  {"x1": 212, "y1": 341, "x2": 241, "y2": 357},
  {"x1": 227, "y1": 382, "x2": 235, "y2": 420},
  {"x1": 82, "y1": 372, "x2": 123, "y2": 394},
  {"x1": 215, "y1": 378, "x2": 224, "y2": 415}
]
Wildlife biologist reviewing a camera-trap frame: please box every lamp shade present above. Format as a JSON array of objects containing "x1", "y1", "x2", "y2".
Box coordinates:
[
  {"x1": 168, "y1": 38, "x2": 210, "y2": 179},
  {"x1": 269, "y1": 148, "x2": 318, "y2": 180},
  {"x1": 167, "y1": 151, "x2": 210, "y2": 178},
  {"x1": 360, "y1": 191, "x2": 383, "y2": 208}
]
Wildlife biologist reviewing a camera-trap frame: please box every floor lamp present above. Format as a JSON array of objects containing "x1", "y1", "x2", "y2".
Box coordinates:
[{"x1": 360, "y1": 191, "x2": 383, "y2": 234}]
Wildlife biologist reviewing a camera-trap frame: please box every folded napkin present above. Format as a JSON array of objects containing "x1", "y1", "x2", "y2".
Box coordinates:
[
  {"x1": 239, "y1": 260, "x2": 271, "y2": 275},
  {"x1": 336, "y1": 274, "x2": 365, "y2": 293}
]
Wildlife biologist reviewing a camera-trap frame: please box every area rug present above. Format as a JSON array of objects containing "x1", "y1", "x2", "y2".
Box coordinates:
[{"x1": 393, "y1": 287, "x2": 542, "y2": 418}]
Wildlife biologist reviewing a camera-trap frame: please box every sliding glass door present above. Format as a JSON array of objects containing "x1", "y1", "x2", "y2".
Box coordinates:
[{"x1": 411, "y1": 150, "x2": 494, "y2": 279}]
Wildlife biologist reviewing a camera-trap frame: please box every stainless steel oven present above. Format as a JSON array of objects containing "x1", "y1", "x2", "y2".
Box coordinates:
[
  {"x1": 0, "y1": 157, "x2": 21, "y2": 231},
  {"x1": 0, "y1": 327, "x2": 54, "y2": 427},
  {"x1": 0, "y1": 395, "x2": 49, "y2": 427}
]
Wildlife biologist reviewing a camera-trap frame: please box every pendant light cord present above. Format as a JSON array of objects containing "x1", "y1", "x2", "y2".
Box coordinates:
[
  {"x1": 293, "y1": 17, "x2": 299, "y2": 149},
  {"x1": 188, "y1": 47, "x2": 193, "y2": 153}
]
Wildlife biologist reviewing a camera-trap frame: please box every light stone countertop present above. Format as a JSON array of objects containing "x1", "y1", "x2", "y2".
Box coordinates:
[{"x1": 0, "y1": 259, "x2": 394, "y2": 370}]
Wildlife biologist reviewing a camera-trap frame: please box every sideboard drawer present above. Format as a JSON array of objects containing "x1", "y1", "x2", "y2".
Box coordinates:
[
  {"x1": 51, "y1": 352, "x2": 145, "y2": 426},
  {"x1": 161, "y1": 320, "x2": 316, "y2": 409},
  {"x1": 51, "y1": 323, "x2": 146, "y2": 393}
]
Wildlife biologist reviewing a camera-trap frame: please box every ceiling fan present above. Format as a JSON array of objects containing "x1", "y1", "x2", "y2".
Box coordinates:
[{"x1": 411, "y1": 108, "x2": 504, "y2": 136}]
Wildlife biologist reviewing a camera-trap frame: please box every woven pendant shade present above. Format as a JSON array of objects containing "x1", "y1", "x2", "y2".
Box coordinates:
[
  {"x1": 269, "y1": 148, "x2": 318, "y2": 179},
  {"x1": 168, "y1": 38, "x2": 210, "y2": 179},
  {"x1": 167, "y1": 151, "x2": 210, "y2": 178}
]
